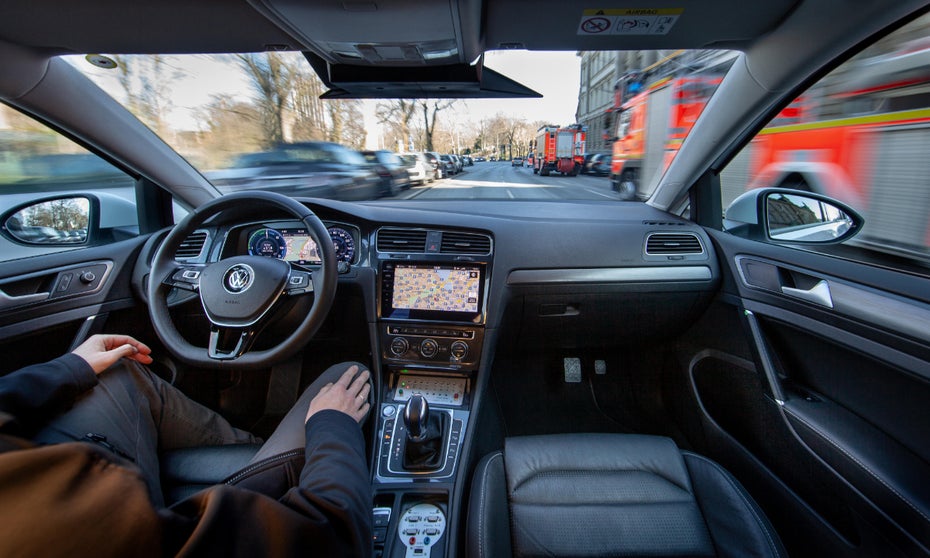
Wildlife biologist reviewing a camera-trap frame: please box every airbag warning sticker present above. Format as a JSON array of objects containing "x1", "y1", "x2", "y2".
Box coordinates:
[{"x1": 578, "y1": 8, "x2": 682, "y2": 35}]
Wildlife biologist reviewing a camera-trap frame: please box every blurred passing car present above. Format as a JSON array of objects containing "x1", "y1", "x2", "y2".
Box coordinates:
[
  {"x1": 511, "y1": 156, "x2": 523, "y2": 167},
  {"x1": 207, "y1": 142, "x2": 381, "y2": 200},
  {"x1": 399, "y1": 153, "x2": 437, "y2": 186},
  {"x1": 361, "y1": 150, "x2": 410, "y2": 197},
  {"x1": 584, "y1": 154, "x2": 611, "y2": 176}
]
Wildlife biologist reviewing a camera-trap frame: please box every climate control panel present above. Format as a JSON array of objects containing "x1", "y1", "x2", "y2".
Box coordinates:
[{"x1": 381, "y1": 324, "x2": 483, "y2": 369}]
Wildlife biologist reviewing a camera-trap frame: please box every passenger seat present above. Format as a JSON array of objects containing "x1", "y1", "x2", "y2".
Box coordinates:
[{"x1": 467, "y1": 433, "x2": 785, "y2": 557}]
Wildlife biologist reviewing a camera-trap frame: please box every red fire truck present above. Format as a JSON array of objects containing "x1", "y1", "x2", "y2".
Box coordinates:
[
  {"x1": 609, "y1": 45, "x2": 930, "y2": 255},
  {"x1": 609, "y1": 62, "x2": 727, "y2": 199},
  {"x1": 532, "y1": 124, "x2": 587, "y2": 176}
]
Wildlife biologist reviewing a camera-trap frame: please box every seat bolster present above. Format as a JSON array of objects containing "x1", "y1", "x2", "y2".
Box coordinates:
[
  {"x1": 504, "y1": 433, "x2": 692, "y2": 494},
  {"x1": 683, "y1": 451, "x2": 787, "y2": 558},
  {"x1": 467, "y1": 451, "x2": 513, "y2": 558}
]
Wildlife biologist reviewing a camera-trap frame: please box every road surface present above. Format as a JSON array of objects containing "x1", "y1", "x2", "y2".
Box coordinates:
[{"x1": 393, "y1": 161, "x2": 623, "y2": 201}]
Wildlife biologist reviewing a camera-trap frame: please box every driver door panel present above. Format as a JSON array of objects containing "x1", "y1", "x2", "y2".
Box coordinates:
[{"x1": 0, "y1": 235, "x2": 149, "y2": 375}]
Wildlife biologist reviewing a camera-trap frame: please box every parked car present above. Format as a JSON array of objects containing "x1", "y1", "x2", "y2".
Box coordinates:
[
  {"x1": 399, "y1": 153, "x2": 436, "y2": 186},
  {"x1": 207, "y1": 142, "x2": 381, "y2": 200},
  {"x1": 423, "y1": 151, "x2": 445, "y2": 178},
  {"x1": 462, "y1": 156, "x2": 473, "y2": 166},
  {"x1": 438, "y1": 154, "x2": 457, "y2": 175},
  {"x1": 360, "y1": 150, "x2": 411, "y2": 196},
  {"x1": 449, "y1": 154, "x2": 463, "y2": 173}
]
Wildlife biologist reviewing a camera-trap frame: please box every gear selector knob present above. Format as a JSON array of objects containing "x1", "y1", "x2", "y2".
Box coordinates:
[{"x1": 404, "y1": 393, "x2": 429, "y2": 441}]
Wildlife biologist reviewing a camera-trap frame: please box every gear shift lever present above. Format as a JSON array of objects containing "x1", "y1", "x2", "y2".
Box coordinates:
[
  {"x1": 402, "y1": 393, "x2": 447, "y2": 471},
  {"x1": 404, "y1": 393, "x2": 429, "y2": 441}
]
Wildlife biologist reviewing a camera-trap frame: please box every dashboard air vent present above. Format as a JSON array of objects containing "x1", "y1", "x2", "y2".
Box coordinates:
[
  {"x1": 645, "y1": 233, "x2": 704, "y2": 255},
  {"x1": 440, "y1": 231, "x2": 491, "y2": 255},
  {"x1": 176, "y1": 231, "x2": 207, "y2": 259},
  {"x1": 377, "y1": 228, "x2": 428, "y2": 252},
  {"x1": 643, "y1": 220, "x2": 686, "y2": 226}
]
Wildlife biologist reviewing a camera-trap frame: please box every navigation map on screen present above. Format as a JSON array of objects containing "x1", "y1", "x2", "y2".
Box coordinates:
[
  {"x1": 283, "y1": 232, "x2": 320, "y2": 263},
  {"x1": 392, "y1": 265, "x2": 480, "y2": 313}
]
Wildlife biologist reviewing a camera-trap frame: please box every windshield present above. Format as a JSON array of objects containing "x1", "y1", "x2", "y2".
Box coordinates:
[{"x1": 59, "y1": 50, "x2": 729, "y2": 202}]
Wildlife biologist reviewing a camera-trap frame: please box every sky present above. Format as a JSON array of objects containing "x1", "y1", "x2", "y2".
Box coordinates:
[
  {"x1": 67, "y1": 50, "x2": 582, "y2": 145},
  {"x1": 361, "y1": 50, "x2": 582, "y2": 148}
]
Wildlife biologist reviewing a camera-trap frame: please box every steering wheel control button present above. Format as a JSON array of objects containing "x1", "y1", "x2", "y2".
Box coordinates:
[
  {"x1": 398, "y1": 504, "x2": 445, "y2": 558},
  {"x1": 181, "y1": 269, "x2": 200, "y2": 280},
  {"x1": 419, "y1": 338, "x2": 439, "y2": 358}
]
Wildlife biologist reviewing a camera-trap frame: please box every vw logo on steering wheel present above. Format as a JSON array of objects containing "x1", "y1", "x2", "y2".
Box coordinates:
[{"x1": 223, "y1": 264, "x2": 254, "y2": 294}]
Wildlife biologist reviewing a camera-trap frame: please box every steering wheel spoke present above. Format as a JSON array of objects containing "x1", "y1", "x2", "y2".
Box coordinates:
[
  {"x1": 162, "y1": 264, "x2": 205, "y2": 293},
  {"x1": 207, "y1": 325, "x2": 257, "y2": 360}
]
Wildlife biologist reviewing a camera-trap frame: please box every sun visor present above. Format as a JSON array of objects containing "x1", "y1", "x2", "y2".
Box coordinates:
[{"x1": 305, "y1": 52, "x2": 541, "y2": 99}]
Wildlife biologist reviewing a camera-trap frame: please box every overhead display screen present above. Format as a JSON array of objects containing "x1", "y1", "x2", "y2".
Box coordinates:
[{"x1": 392, "y1": 265, "x2": 481, "y2": 313}]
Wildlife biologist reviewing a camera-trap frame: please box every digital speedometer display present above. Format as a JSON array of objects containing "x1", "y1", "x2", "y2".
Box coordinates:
[
  {"x1": 247, "y1": 228, "x2": 287, "y2": 259},
  {"x1": 247, "y1": 226, "x2": 356, "y2": 264}
]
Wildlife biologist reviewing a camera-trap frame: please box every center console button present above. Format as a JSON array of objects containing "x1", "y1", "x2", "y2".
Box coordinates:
[
  {"x1": 450, "y1": 341, "x2": 468, "y2": 360},
  {"x1": 390, "y1": 337, "x2": 409, "y2": 356},
  {"x1": 419, "y1": 338, "x2": 439, "y2": 358}
]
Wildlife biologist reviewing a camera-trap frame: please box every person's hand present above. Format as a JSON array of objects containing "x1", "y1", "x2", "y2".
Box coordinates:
[
  {"x1": 306, "y1": 365, "x2": 371, "y2": 424},
  {"x1": 71, "y1": 334, "x2": 153, "y2": 375}
]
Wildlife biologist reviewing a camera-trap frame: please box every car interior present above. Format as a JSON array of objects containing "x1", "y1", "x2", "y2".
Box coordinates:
[{"x1": 2, "y1": 1, "x2": 930, "y2": 557}]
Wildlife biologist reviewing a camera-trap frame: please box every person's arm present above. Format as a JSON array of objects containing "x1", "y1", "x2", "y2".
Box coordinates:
[
  {"x1": 0, "y1": 334, "x2": 153, "y2": 426},
  {"x1": 0, "y1": 353, "x2": 97, "y2": 425},
  {"x1": 167, "y1": 367, "x2": 373, "y2": 557}
]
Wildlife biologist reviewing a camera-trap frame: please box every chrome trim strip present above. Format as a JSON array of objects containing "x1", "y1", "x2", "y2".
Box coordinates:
[
  {"x1": 831, "y1": 282, "x2": 930, "y2": 345},
  {"x1": 506, "y1": 266, "x2": 712, "y2": 284}
]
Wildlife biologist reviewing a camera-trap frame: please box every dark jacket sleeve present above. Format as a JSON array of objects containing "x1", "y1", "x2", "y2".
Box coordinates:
[
  {"x1": 0, "y1": 353, "x2": 98, "y2": 428},
  {"x1": 167, "y1": 409, "x2": 372, "y2": 557}
]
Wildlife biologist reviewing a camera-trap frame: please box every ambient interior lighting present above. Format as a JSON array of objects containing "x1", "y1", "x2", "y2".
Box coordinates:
[{"x1": 422, "y1": 48, "x2": 458, "y2": 60}]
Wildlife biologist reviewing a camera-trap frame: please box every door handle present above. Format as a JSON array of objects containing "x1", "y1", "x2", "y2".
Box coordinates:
[
  {"x1": 0, "y1": 289, "x2": 50, "y2": 310},
  {"x1": 781, "y1": 280, "x2": 833, "y2": 308}
]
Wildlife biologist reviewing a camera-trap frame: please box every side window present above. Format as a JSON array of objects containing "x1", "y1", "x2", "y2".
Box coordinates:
[
  {"x1": 0, "y1": 104, "x2": 139, "y2": 262},
  {"x1": 720, "y1": 14, "x2": 930, "y2": 265}
]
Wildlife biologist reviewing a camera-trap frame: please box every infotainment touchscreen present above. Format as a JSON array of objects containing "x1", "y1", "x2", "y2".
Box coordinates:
[
  {"x1": 381, "y1": 263, "x2": 484, "y2": 322},
  {"x1": 392, "y1": 265, "x2": 480, "y2": 313}
]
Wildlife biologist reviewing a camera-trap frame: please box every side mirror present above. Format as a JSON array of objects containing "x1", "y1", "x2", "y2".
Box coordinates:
[
  {"x1": 1, "y1": 195, "x2": 92, "y2": 246},
  {"x1": 724, "y1": 188, "x2": 863, "y2": 244}
]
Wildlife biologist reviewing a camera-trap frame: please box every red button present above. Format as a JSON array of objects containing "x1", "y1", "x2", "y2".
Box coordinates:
[{"x1": 409, "y1": 537, "x2": 417, "y2": 545}]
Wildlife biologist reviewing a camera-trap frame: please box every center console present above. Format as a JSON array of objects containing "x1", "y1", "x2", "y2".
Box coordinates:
[{"x1": 371, "y1": 242, "x2": 490, "y2": 558}]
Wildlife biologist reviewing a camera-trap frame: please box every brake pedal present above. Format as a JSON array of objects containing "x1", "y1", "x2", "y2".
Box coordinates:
[{"x1": 563, "y1": 357, "x2": 581, "y2": 383}]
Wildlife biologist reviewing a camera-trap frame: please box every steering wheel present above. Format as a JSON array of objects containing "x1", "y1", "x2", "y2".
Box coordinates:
[{"x1": 147, "y1": 191, "x2": 337, "y2": 370}]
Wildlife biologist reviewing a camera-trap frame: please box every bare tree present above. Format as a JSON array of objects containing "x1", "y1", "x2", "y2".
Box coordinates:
[
  {"x1": 327, "y1": 99, "x2": 367, "y2": 148},
  {"x1": 376, "y1": 100, "x2": 418, "y2": 151},
  {"x1": 112, "y1": 55, "x2": 180, "y2": 137},
  {"x1": 421, "y1": 100, "x2": 456, "y2": 151},
  {"x1": 193, "y1": 94, "x2": 264, "y2": 168},
  {"x1": 236, "y1": 53, "x2": 294, "y2": 147},
  {"x1": 290, "y1": 66, "x2": 327, "y2": 141}
]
